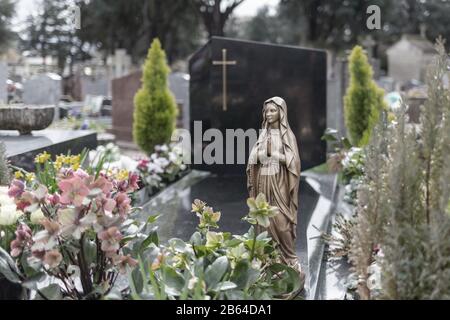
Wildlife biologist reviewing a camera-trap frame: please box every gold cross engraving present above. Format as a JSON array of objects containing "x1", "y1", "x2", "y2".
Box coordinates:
[{"x1": 212, "y1": 49, "x2": 236, "y2": 111}]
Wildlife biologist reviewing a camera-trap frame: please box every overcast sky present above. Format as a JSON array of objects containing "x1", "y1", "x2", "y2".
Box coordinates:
[{"x1": 14, "y1": 0, "x2": 280, "y2": 27}]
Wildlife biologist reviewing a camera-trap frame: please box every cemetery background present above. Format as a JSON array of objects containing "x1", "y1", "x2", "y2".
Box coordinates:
[{"x1": 0, "y1": 0, "x2": 449, "y2": 300}]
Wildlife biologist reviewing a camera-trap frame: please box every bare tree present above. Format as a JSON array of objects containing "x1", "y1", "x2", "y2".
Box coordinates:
[{"x1": 191, "y1": 0, "x2": 246, "y2": 37}]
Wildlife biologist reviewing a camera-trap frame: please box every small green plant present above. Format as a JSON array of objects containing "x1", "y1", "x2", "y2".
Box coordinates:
[
  {"x1": 344, "y1": 46, "x2": 386, "y2": 147},
  {"x1": 125, "y1": 194, "x2": 302, "y2": 300},
  {"x1": 133, "y1": 38, "x2": 178, "y2": 154}
]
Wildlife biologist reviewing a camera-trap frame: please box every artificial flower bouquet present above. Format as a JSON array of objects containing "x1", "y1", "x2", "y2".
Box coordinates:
[{"x1": 0, "y1": 151, "x2": 143, "y2": 299}]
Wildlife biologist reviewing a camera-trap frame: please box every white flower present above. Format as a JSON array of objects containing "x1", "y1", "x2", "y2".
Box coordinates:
[
  {"x1": 0, "y1": 204, "x2": 22, "y2": 226},
  {"x1": 148, "y1": 163, "x2": 164, "y2": 174},
  {"x1": 30, "y1": 208, "x2": 46, "y2": 224},
  {"x1": 168, "y1": 152, "x2": 178, "y2": 163},
  {"x1": 159, "y1": 145, "x2": 169, "y2": 153},
  {"x1": 154, "y1": 157, "x2": 170, "y2": 168}
]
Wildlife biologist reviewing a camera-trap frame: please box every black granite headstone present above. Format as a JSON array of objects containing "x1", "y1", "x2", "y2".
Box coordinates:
[{"x1": 189, "y1": 37, "x2": 327, "y2": 174}]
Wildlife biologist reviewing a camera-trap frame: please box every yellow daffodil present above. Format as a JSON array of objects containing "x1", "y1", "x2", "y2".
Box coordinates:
[
  {"x1": 14, "y1": 171, "x2": 24, "y2": 179},
  {"x1": 116, "y1": 169, "x2": 129, "y2": 181},
  {"x1": 25, "y1": 173, "x2": 35, "y2": 182},
  {"x1": 34, "y1": 151, "x2": 51, "y2": 164}
]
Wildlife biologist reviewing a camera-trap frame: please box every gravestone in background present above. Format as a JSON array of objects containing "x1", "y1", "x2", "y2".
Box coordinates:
[
  {"x1": 189, "y1": 37, "x2": 327, "y2": 175},
  {"x1": 23, "y1": 73, "x2": 62, "y2": 105},
  {"x1": 0, "y1": 62, "x2": 7, "y2": 104},
  {"x1": 111, "y1": 71, "x2": 190, "y2": 142}
]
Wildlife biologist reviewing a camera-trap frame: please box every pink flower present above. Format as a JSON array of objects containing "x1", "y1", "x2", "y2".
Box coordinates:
[
  {"x1": 98, "y1": 226, "x2": 123, "y2": 256},
  {"x1": 114, "y1": 192, "x2": 131, "y2": 217},
  {"x1": 90, "y1": 176, "x2": 113, "y2": 195},
  {"x1": 74, "y1": 169, "x2": 89, "y2": 179},
  {"x1": 10, "y1": 224, "x2": 33, "y2": 257},
  {"x1": 41, "y1": 218, "x2": 61, "y2": 236},
  {"x1": 96, "y1": 196, "x2": 116, "y2": 215},
  {"x1": 48, "y1": 193, "x2": 60, "y2": 206},
  {"x1": 128, "y1": 173, "x2": 140, "y2": 191},
  {"x1": 8, "y1": 180, "x2": 25, "y2": 198},
  {"x1": 58, "y1": 176, "x2": 90, "y2": 207},
  {"x1": 137, "y1": 159, "x2": 149, "y2": 171},
  {"x1": 43, "y1": 249, "x2": 63, "y2": 268}
]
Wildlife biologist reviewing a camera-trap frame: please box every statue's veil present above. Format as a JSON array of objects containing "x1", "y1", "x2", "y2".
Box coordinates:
[{"x1": 246, "y1": 97, "x2": 301, "y2": 222}]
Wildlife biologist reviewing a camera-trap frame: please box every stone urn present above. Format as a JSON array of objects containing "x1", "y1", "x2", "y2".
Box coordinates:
[{"x1": 0, "y1": 105, "x2": 55, "y2": 135}]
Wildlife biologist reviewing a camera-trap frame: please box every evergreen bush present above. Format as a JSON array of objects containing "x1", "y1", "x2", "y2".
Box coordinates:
[
  {"x1": 133, "y1": 39, "x2": 178, "y2": 154},
  {"x1": 344, "y1": 46, "x2": 386, "y2": 147}
]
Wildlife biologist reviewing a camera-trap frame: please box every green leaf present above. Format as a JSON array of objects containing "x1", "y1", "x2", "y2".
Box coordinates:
[
  {"x1": 230, "y1": 260, "x2": 259, "y2": 290},
  {"x1": 321, "y1": 128, "x2": 339, "y2": 142},
  {"x1": 168, "y1": 238, "x2": 187, "y2": 252},
  {"x1": 146, "y1": 214, "x2": 160, "y2": 224},
  {"x1": 0, "y1": 247, "x2": 21, "y2": 284},
  {"x1": 34, "y1": 284, "x2": 62, "y2": 300},
  {"x1": 83, "y1": 239, "x2": 97, "y2": 266},
  {"x1": 140, "y1": 228, "x2": 159, "y2": 251},
  {"x1": 131, "y1": 266, "x2": 144, "y2": 294},
  {"x1": 204, "y1": 256, "x2": 229, "y2": 290},
  {"x1": 341, "y1": 137, "x2": 353, "y2": 149},
  {"x1": 22, "y1": 272, "x2": 46, "y2": 290},
  {"x1": 189, "y1": 232, "x2": 203, "y2": 246},
  {"x1": 162, "y1": 265, "x2": 185, "y2": 296},
  {"x1": 268, "y1": 263, "x2": 301, "y2": 294}
]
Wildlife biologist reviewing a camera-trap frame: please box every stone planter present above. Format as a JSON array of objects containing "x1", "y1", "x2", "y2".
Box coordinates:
[{"x1": 0, "y1": 105, "x2": 55, "y2": 135}]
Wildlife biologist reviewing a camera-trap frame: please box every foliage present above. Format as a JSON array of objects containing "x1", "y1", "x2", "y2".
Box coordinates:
[
  {"x1": 0, "y1": 142, "x2": 10, "y2": 185},
  {"x1": 322, "y1": 213, "x2": 356, "y2": 260},
  {"x1": 0, "y1": 0, "x2": 15, "y2": 53},
  {"x1": 133, "y1": 39, "x2": 178, "y2": 155},
  {"x1": 126, "y1": 194, "x2": 302, "y2": 300},
  {"x1": 136, "y1": 144, "x2": 188, "y2": 194},
  {"x1": 79, "y1": 0, "x2": 202, "y2": 63},
  {"x1": 349, "y1": 39, "x2": 450, "y2": 300},
  {"x1": 0, "y1": 150, "x2": 142, "y2": 299},
  {"x1": 344, "y1": 46, "x2": 386, "y2": 147},
  {"x1": 20, "y1": 0, "x2": 91, "y2": 75}
]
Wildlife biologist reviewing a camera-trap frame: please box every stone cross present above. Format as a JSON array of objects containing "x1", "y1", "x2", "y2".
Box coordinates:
[{"x1": 212, "y1": 49, "x2": 236, "y2": 111}]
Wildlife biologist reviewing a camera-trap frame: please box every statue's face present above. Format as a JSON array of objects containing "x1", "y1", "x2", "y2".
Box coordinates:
[{"x1": 265, "y1": 102, "x2": 280, "y2": 125}]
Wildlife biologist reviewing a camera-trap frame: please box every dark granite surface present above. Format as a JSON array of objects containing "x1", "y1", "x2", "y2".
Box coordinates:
[
  {"x1": 1, "y1": 129, "x2": 97, "y2": 171},
  {"x1": 138, "y1": 170, "x2": 337, "y2": 299},
  {"x1": 190, "y1": 37, "x2": 327, "y2": 174}
]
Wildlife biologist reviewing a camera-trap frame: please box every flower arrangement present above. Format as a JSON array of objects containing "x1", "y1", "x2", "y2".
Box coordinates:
[
  {"x1": 136, "y1": 144, "x2": 188, "y2": 195},
  {"x1": 0, "y1": 150, "x2": 142, "y2": 299}
]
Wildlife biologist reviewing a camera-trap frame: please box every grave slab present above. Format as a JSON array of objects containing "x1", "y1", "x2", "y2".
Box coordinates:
[
  {"x1": 1, "y1": 129, "x2": 97, "y2": 171},
  {"x1": 137, "y1": 170, "x2": 337, "y2": 299}
]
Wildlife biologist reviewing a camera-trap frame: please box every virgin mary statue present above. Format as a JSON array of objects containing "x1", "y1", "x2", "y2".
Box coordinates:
[{"x1": 246, "y1": 97, "x2": 302, "y2": 273}]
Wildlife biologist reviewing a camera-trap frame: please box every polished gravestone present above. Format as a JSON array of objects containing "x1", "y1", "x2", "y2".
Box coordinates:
[
  {"x1": 137, "y1": 170, "x2": 336, "y2": 299},
  {"x1": 190, "y1": 37, "x2": 327, "y2": 174},
  {"x1": 1, "y1": 129, "x2": 97, "y2": 171}
]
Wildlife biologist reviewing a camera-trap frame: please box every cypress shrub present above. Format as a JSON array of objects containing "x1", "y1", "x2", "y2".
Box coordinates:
[
  {"x1": 133, "y1": 39, "x2": 178, "y2": 154},
  {"x1": 344, "y1": 46, "x2": 386, "y2": 146}
]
